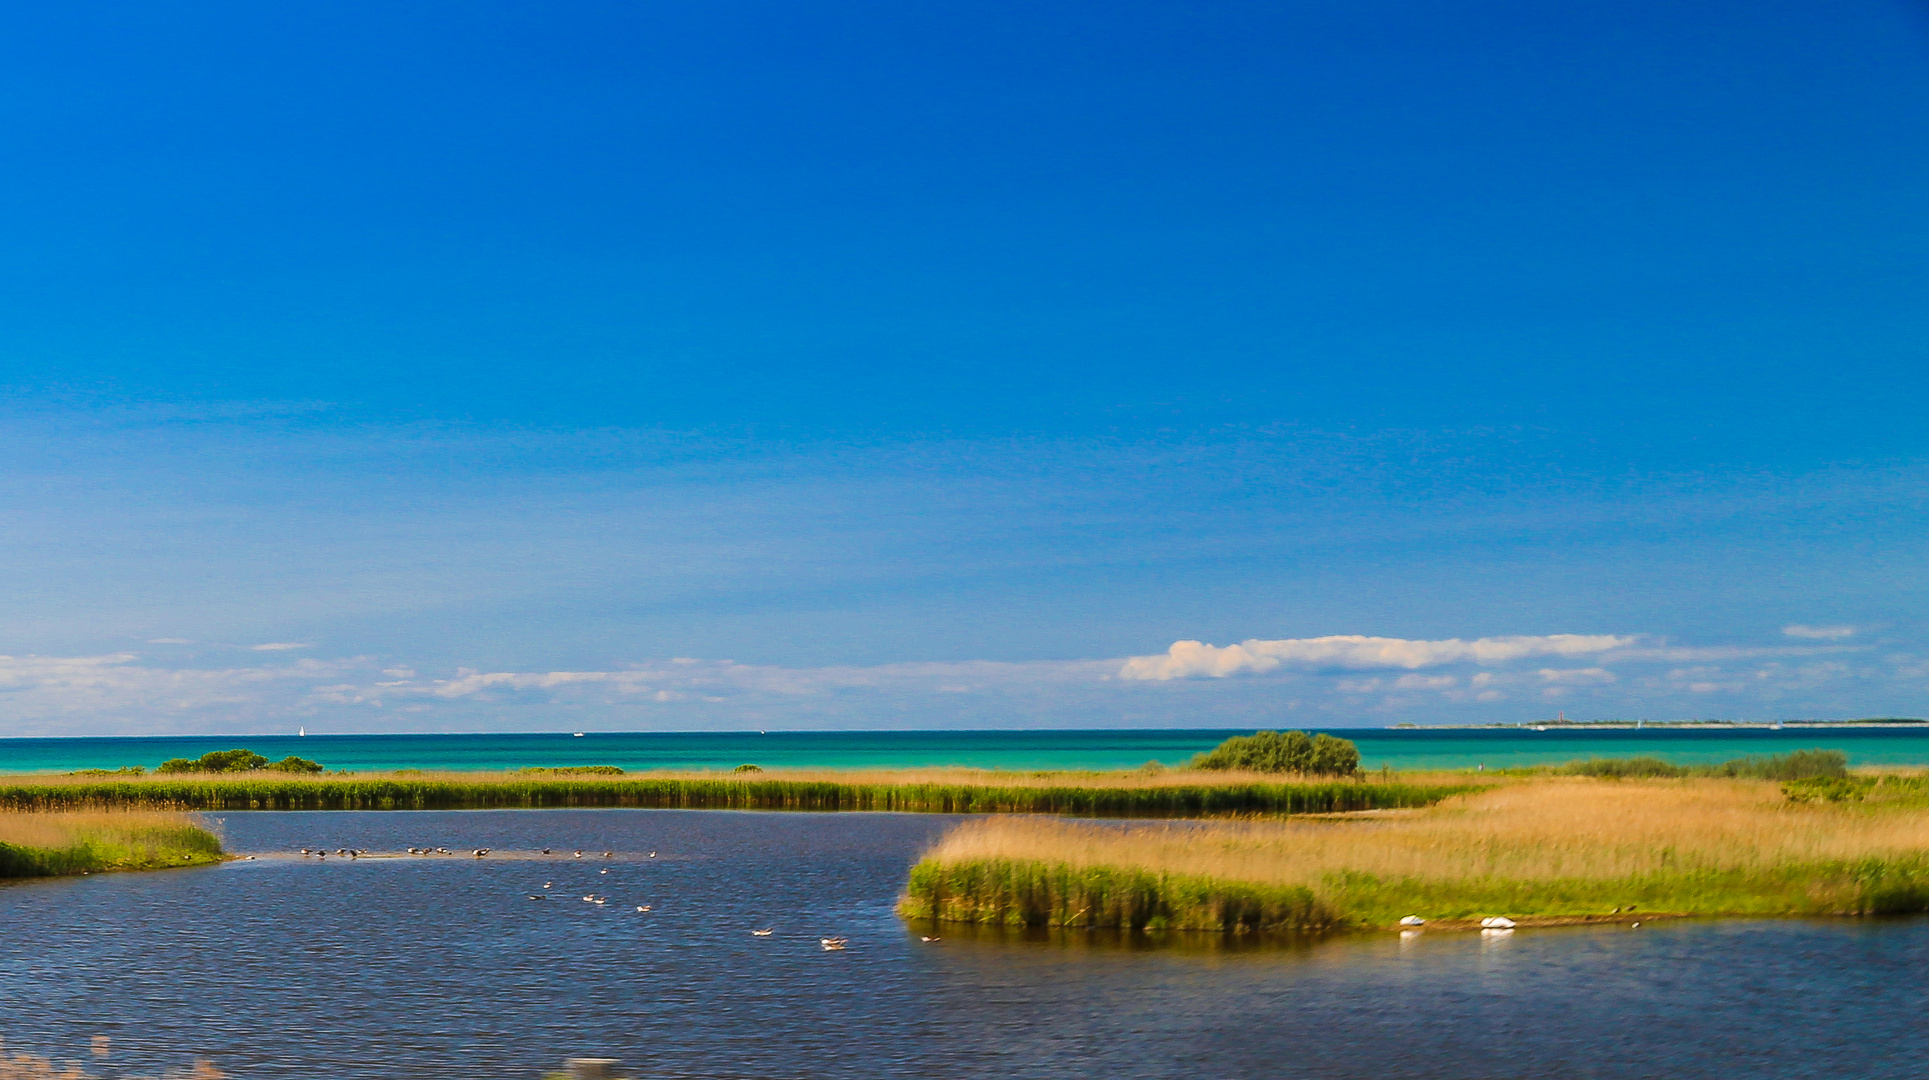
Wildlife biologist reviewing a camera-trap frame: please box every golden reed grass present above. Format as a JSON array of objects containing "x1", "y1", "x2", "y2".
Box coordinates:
[
  {"x1": 0, "y1": 808, "x2": 203, "y2": 851},
  {"x1": 924, "y1": 778, "x2": 1929, "y2": 883},
  {"x1": 905, "y1": 777, "x2": 1929, "y2": 929},
  {"x1": 0, "y1": 807, "x2": 223, "y2": 877}
]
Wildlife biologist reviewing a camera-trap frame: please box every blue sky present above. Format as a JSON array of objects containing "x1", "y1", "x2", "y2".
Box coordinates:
[{"x1": 1, "y1": 0, "x2": 1926, "y2": 734}]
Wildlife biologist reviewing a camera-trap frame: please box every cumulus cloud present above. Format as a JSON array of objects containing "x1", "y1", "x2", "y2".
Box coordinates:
[
  {"x1": 1783, "y1": 625, "x2": 1855, "y2": 640},
  {"x1": 1118, "y1": 634, "x2": 1634, "y2": 680}
]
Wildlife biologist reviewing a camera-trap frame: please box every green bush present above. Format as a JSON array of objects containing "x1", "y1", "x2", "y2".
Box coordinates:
[
  {"x1": 1191, "y1": 731, "x2": 1361, "y2": 777},
  {"x1": 157, "y1": 749, "x2": 270, "y2": 774},
  {"x1": 266, "y1": 755, "x2": 324, "y2": 774},
  {"x1": 733, "y1": 764, "x2": 763, "y2": 773},
  {"x1": 516, "y1": 765, "x2": 625, "y2": 776}
]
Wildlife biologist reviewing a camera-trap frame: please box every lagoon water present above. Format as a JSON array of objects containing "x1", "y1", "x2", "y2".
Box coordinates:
[
  {"x1": 8, "y1": 725, "x2": 1929, "y2": 774},
  {"x1": 3, "y1": 808, "x2": 1927, "y2": 1079}
]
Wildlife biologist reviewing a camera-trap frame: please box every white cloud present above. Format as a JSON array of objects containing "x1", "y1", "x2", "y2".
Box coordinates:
[
  {"x1": 146, "y1": 638, "x2": 194, "y2": 645},
  {"x1": 1537, "y1": 667, "x2": 1616, "y2": 686},
  {"x1": 1783, "y1": 624, "x2": 1855, "y2": 640},
  {"x1": 249, "y1": 642, "x2": 310, "y2": 651},
  {"x1": 1118, "y1": 633, "x2": 1634, "y2": 680}
]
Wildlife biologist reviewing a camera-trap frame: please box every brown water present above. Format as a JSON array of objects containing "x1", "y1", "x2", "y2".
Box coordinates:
[{"x1": 2, "y1": 809, "x2": 1925, "y2": 1079}]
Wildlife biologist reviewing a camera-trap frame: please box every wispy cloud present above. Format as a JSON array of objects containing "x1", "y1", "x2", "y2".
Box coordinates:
[
  {"x1": 1783, "y1": 624, "x2": 1855, "y2": 640},
  {"x1": 1118, "y1": 634, "x2": 1635, "y2": 680},
  {"x1": 249, "y1": 642, "x2": 310, "y2": 651}
]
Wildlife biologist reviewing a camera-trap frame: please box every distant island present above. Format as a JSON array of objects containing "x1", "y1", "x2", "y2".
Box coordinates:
[{"x1": 1393, "y1": 716, "x2": 1929, "y2": 730}]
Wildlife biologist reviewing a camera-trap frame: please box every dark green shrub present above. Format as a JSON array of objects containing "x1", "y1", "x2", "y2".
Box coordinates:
[
  {"x1": 733, "y1": 764, "x2": 764, "y2": 773},
  {"x1": 266, "y1": 755, "x2": 324, "y2": 774},
  {"x1": 1191, "y1": 731, "x2": 1361, "y2": 777},
  {"x1": 156, "y1": 749, "x2": 271, "y2": 774}
]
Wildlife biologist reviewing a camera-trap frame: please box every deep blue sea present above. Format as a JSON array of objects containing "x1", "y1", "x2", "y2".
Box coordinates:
[{"x1": 5, "y1": 726, "x2": 1929, "y2": 773}]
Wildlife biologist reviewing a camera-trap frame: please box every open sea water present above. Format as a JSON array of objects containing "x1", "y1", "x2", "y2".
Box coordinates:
[
  {"x1": 2, "y1": 808, "x2": 1926, "y2": 1079},
  {"x1": 7, "y1": 726, "x2": 1929, "y2": 773}
]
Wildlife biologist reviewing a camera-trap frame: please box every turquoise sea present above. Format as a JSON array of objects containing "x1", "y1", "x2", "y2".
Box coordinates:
[{"x1": 5, "y1": 726, "x2": 1929, "y2": 774}]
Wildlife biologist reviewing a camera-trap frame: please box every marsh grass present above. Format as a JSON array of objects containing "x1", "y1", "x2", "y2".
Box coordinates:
[
  {"x1": 902, "y1": 777, "x2": 1929, "y2": 931},
  {"x1": 0, "y1": 769, "x2": 1476, "y2": 817},
  {"x1": 0, "y1": 809, "x2": 223, "y2": 878}
]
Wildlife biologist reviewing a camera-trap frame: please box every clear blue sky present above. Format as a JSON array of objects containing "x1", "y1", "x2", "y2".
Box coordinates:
[{"x1": 2, "y1": 0, "x2": 1926, "y2": 733}]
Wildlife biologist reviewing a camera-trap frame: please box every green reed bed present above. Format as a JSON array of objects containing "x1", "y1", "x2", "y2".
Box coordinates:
[
  {"x1": 902, "y1": 859, "x2": 1338, "y2": 932},
  {"x1": 0, "y1": 811, "x2": 224, "y2": 879},
  {"x1": 0, "y1": 775, "x2": 1472, "y2": 816},
  {"x1": 900, "y1": 854, "x2": 1929, "y2": 932}
]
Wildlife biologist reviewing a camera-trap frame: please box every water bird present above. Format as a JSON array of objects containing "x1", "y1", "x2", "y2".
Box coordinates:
[
  {"x1": 751, "y1": 929, "x2": 773, "y2": 936},
  {"x1": 528, "y1": 895, "x2": 544, "y2": 901},
  {"x1": 541, "y1": 849, "x2": 552, "y2": 855},
  {"x1": 648, "y1": 852, "x2": 657, "y2": 858},
  {"x1": 1398, "y1": 915, "x2": 1425, "y2": 927},
  {"x1": 602, "y1": 851, "x2": 613, "y2": 858},
  {"x1": 1479, "y1": 917, "x2": 1517, "y2": 929},
  {"x1": 820, "y1": 937, "x2": 848, "y2": 951},
  {"x1": 573, "y1": 851, "x2": 584, "y2": 858},
  {"x1": 1631, "y1": 922, "x2": 1642, "y2": 929},
  {"x1": 921, "y1": 936, "x2": 940, "y2": 943},
  {"x1": 637, "y1": 906, "x2": 652, "y2": 912},
  {"x1": 543, "y1": 882, "x2": 553, "y2": 888},
  {"x1": 473, "y1": 848, "x2": 490, "y2": 858}
]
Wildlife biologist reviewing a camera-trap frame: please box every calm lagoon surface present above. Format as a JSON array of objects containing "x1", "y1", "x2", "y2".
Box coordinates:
[
  {"x1": 8, "y1": 726, "x2": 1929, "y2": 773},
  {"x1": 3, "y1": 809, "x2": 1927, "y2": 1079}
]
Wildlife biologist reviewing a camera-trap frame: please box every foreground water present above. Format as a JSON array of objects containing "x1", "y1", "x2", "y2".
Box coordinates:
[
  {"x1": 2, "y1": 809, "x2": 1927, "y2": 1079},
  {"x1": 8, "y1": 725, "x2": 1929, "y2": 774}
]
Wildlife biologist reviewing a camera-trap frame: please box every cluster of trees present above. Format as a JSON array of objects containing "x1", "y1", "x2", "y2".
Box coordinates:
[
  {"x1": 157, "y1": 749, "x2": 324, "y2": 775},
  {"x1": 1190, "y1": 730, "x2": 1361, "y2": 777}
]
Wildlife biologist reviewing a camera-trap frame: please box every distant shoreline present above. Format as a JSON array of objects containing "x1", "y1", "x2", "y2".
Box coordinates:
[{"x1": 1399, "y1": 720, "x2": 1929, "y2": 730}]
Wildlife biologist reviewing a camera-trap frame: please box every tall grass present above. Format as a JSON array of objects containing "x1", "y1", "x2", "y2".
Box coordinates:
[
  {"x1": 901, "y1": 777, "x2": 1929, "y2": 931},
  {"x1": 1551, "y1": 749, "x2": 1848, "y2": 780},
  {"x1": 0, "y1": 809, "x2": 223, "y2": 878},
  {"x1": 0, "y1": 770, "x2": 1475, "y2": 817}
]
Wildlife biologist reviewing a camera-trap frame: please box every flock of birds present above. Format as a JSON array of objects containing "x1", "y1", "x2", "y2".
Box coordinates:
[{"x1": 287, "y1": 843, "x2": 927, "y2": 951}]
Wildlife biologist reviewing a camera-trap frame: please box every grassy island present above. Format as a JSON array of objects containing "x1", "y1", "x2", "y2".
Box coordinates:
[
  {"x1": 0, "y1": 809, "x2": 224, "y2": 879},
  {"x1": 0, "y1": 768, "x2": 1473, "y2": 817},
  {"x1": 900, "y1": 773, "x2": 1929, "y2": 933}
]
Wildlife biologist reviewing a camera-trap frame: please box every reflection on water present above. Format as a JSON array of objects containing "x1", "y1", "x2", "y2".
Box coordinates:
[{"x1": 1, "y1": 809, "x2": 1926, "y2": 1079}]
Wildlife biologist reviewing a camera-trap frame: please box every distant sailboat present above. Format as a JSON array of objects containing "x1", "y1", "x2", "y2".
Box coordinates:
[{"x1": 298, "y1": 727, "x2": 305, "y2": 737}]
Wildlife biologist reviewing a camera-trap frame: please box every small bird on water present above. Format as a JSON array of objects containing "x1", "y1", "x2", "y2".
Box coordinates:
[
  {"x1": 751, "y1": 929, "x2": 773, "y2": 936},
  {"x1": 820, "y1": 937, "x2": 848, "y2": 951}
]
